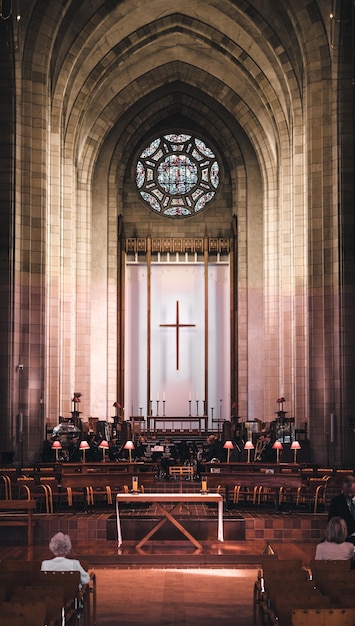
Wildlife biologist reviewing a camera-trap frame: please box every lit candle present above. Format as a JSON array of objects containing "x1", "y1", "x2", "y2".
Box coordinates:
[
  {"x1": 189, "y1": 392, "x2": 192, "y2": 401},
  {"x1": 201, "y1": 479, "x2": 207, "y2": 492},
  {"x1": 132, "y1": 478, "x2": 138, "y2": 492}
]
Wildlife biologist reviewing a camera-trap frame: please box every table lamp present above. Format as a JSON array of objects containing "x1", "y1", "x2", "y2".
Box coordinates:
[
  {"x1": 290, "y1": 440, "x2": 301, "y2": 463},
  {"x1": 51, "y1": 440, "x2": 62, "y2": 461},
  {"x1": 99, "y1": 439, "x2": 109, "y2": 461},
  {"x1": 79, "y1": 440, "x2": 90, "y2": 463},
  {"x1": 223, "y1": 440, "x2": 234, "y2": 463},
  {"x1": 124, "y1": 440, "x2": 135, "y2": 463},
  {"x1": 272, "y1": 440, "x2": 283, "y2": 463},
  {"x1": 244, "y1": 440, "x2": 254, "y2": 463}
]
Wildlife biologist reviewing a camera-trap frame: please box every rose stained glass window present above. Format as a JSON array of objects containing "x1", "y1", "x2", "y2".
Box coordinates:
[{"x1": 136, "y1": 134, "x2": 219, "y2": 217}]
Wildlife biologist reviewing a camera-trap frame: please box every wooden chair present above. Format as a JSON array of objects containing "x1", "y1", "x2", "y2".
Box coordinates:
[
  {"x1": 292, "y1": 608, "x2": 355, "y2": 626},
  {"x1": 0, "y1": 600, "x2": 46, "y2": 626},
  {"x1": 296, "y1": 477, "x2": 330, "y2": 513},
  {"x1": 0, "y1": 474, "x2": 13, "y2": 499},
  {"x1": 272, "y1": 593, "x2": 330, "y2": 626}
]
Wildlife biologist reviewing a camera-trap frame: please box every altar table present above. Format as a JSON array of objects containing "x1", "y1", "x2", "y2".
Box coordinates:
[{"x1": 115, "y1": 492, "x2": 224, "y2": 550}]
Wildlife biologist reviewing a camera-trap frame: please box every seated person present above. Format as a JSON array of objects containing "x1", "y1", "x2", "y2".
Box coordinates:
[
  {"x1": 41, "y1": 532, "x2": 90, "y2": 586},
  {"x1": 315, "y1": 516, "x2": 354, "y2": 561},
  {"x1": 328, "y1": 474, "x2": 355, "y2": 544}
]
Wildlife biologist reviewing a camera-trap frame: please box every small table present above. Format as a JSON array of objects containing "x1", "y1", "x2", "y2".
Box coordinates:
[{"x1": 116, "y1": 492, "x2": 224, "y2": 550}]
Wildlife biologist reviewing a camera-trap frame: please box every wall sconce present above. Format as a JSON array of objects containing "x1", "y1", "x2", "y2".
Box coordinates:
[{"x1": 244, "y1": 440, "x2": 255, "y2": 463}]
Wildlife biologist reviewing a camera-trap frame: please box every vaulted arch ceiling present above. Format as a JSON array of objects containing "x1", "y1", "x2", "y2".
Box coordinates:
[{"x1": 22, "y1": 0, "x2": 329, "y2": 180}]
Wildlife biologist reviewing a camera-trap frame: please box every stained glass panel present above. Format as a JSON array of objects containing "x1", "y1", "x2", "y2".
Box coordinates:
[{"x1": 136, "y1": 133, "x2": 220, "y2": 217}]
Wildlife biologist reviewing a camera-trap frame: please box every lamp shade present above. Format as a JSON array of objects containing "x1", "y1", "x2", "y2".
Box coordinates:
[
  {"x1": 99, "y1": 439, "x2": 109, "y2": 461},
  {"x1": 290, "y1": 441, "x2": 301, "y2": 450},
  {"x1": 223, "y1": 440, "x2": 234, "y2": 463},
  {"x1": 244, "y1": 440, "x2": 254, "y2": 463},
  {"x1": 272, "y1": 440, "x2": 283, "y2": 463},
  {"x1": 79, "y1": 440, "x2": 90, "y2": 462},
  {"x1": 51, "y1": 440, "x2": 62, "y2": 460},
  {"x1": 124, "y1": 440, "x2": 134, "y2": 462},
  {"x1": 290, "y1": 440, "x2": 301, "y2": 463},
  {"x1": 51, "y1": 440, "x2": 62, "y2": 449},
  {"x1": 272, "y1": 441, "x2": 283, "y2": 450}
]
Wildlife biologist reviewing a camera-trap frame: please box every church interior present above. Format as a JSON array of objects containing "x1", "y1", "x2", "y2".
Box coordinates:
[{"x1": 0, "y1": 0, "x2": 354, "y2": 624}]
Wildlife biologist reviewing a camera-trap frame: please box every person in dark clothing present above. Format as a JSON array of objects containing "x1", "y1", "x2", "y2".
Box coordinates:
[{"x1": 328, "y1": 474, "x2": 355, "y2": 544}]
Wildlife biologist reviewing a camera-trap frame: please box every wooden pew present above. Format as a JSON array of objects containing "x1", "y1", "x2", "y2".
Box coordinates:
[{"x1": 0, "y1": 500, "x2": 36, "y2": 545}]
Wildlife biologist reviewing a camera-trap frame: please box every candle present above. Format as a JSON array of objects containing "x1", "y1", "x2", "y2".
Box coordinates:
[
  {"x1": 163, "y1": 392, "x2": 166, "y2": 401},
  {"x1": 189, "y1": 392, "x2": 192, "y2": 401},
  {"x1": 201, "y1": 479, "x2": 207, "y2": 492},
  {"x1": 196, "y1": 392, "x2": 199, "y2": 401},
  {"x1": 132, "y1": 478, "x2": 138, "y2": 492},
  {"x1": 156, "y1": 392, "x2": 159, "y2": 401}
]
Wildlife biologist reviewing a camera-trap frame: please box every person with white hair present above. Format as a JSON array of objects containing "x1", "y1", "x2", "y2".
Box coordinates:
[{"x1": 41, "y1": 532, "x2": 90, "y2": 586}]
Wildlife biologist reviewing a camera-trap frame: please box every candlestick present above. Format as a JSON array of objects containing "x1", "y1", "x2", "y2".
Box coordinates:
[
  {"x1": 156, "y1": 400, "x2": 159, "y2": 416},
  {"x1": 219, "y1": 399, "x2": 222, "y2": 420},
  {"x1": 149, "y1": 400, "x2": 153, "y2": 416},
  {"x1": 211, "y1": 407, "x2": 214, "y2": 420},
  {"x1": 140, "y1": 407, "x2": 142, "y2": 416},
  {"x1": 188, "y1": 400, "x2": 192, "y2": 417},
  {"x1": 196, "y1": 400, "x2": 199, "y2": 416},
  {"x1": 163, "y1": 400, "x2": 166, "y2": 417}
]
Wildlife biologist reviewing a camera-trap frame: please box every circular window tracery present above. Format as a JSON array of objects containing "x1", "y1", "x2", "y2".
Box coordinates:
[{"x1": 136, "y1": 133, "x2": 220, "y2": 217}]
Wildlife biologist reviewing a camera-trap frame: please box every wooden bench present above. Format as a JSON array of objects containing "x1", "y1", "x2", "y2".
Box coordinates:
[{"x1": 0, "y1": 500, "x2": 36, "y2": 545}]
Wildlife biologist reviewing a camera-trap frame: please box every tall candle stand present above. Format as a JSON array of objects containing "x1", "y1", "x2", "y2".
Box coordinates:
[
  {"x1": 196, "y1": 400, "x2": 199, "y2": 416},
  {"x1": 156, "y1": 400, "x2": 159, "y2": 416},
  {"x1": 219, "y1": 399, "x2": 223, "y2": 420},
  {"x1": 211, "y1": 407, "x2": 214, "y2": 420},
  {"x1": 162, "y1": 400, "x2": 166, "y2": 417},
  {"x1": 188, "y1": 400, "x2": 192, "y2": 417}
]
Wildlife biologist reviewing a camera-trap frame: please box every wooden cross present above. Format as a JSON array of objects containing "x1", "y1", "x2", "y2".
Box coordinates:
[{"x1": 160, "y1": 300, "x2": 196, "y2": 370}]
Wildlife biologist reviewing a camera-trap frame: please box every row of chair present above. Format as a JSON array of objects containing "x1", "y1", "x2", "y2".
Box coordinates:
[
  {"x1": 0, "y1": 560, "x2": 96, "y2": 626},
  {"x1": 254, "y1": 558, "x2": 355, "y2": 626},
  {"x1": 233, "y1": 476, "x2": 331, "y2": 513}
]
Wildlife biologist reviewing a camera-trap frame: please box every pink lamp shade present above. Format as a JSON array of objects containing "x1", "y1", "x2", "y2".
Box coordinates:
[
  {"x1": 244, "y1": 440, "x2": 255, "y2": 463},
  {"x1": 79, "y1": 440, "x2": 90, "y2": 462},
  {"x1": 223, "y1": 440, "x2": 234, "y2": 462},
  {"x1": 51, "y1": 440, "x2": 62, "y2": 449},
  {"x1": 272, "y1": 440, "x2": 283, "y2": 463},
  {"x1": 51, "y1": 440, "x2": 62, "y2": 460},
  {"x1": 99, "y1": 439, "x2": 109, "y2": 461},
  {"x1": 290, "y1": 440, "x2": 301, "y2": 463},
  {"x1": 124, "y1": 440, "x2": 135, "y2": 462}
]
